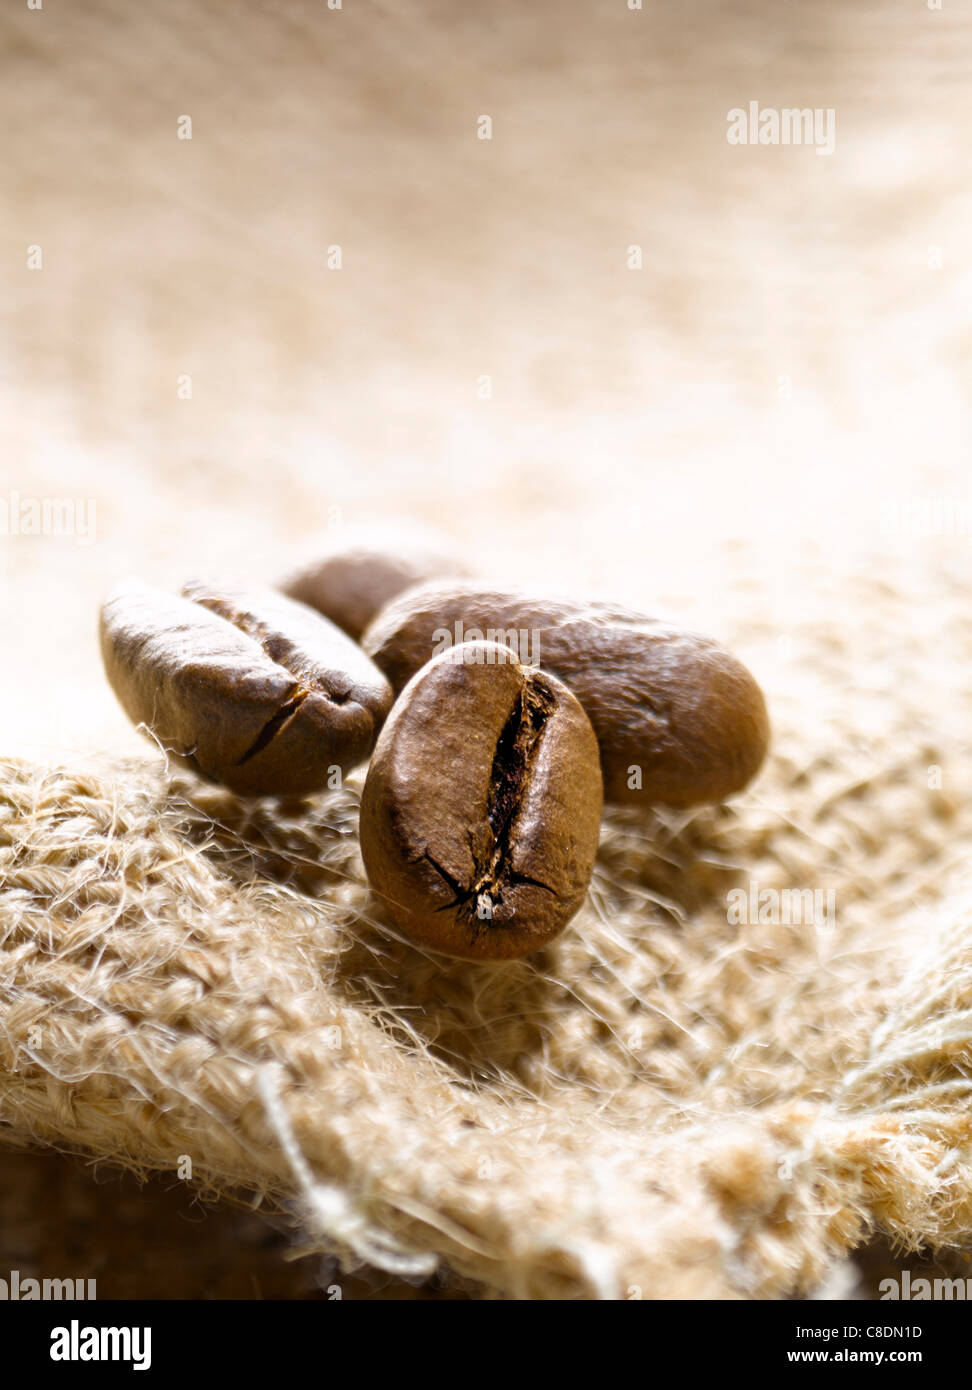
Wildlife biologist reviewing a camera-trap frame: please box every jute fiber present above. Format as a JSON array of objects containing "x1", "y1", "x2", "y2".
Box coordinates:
[
  {"x1": 3, "y1": 536, "x2": 972, "y2": 1299},
  {"x1": 1, "y1": 0, "x2": 970, "y2": 1298}
]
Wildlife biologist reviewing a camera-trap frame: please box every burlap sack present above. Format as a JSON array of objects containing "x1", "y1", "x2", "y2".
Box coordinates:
[
  {"x1": 4, "y1": 528, "x2": 972, "y2": 1298},
  {"x1": 1, "y1": 0, "x2": 969, "y2": 1298}
]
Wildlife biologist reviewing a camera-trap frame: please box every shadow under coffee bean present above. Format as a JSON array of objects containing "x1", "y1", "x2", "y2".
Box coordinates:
[{"x1": 359, "y1": 639, "x2": 603, "y2": 961}]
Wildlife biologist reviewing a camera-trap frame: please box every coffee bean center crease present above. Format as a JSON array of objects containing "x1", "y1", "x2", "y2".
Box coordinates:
[
  {"x1": 234, "y1": 688, "x2": 309, "y2": 766},
  {"x1": 420, "y1": 676, "x2": 557, "y2": 923}
]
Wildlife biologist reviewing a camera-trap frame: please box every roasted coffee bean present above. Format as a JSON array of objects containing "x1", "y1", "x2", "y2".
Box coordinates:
[
  {"x1": 363, "y1": 584, "x2": 769, "y2": 807},
  {"x1": 280, "y1": 524, "x2": 470, "y2": 641},
  {"x1": 359, "y1": 640, "x2": 603, "y2": 961},
  {"x1": 100, "y1": 578, "x2": 393, "y2": 795}
]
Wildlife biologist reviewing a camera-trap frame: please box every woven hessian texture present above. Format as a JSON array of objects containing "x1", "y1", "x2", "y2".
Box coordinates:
[
  {"x1": 3, "y1": 539, "x2": 972, "y2": 1299},
  {"x1": 2, "y1": 1, "x2": 970, "y2": 1298}
]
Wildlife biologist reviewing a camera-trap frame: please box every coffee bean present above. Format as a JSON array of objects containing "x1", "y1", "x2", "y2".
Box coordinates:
[
  {"x1": 100, "y1": 578, "x2": 393, "y2": 795},
  {"x1": 359, "y1": 640, "x2": 603, "y2": 961},
  {"x1": 362, "y1": 584, "x2": 769, "y2": 807},
  {"x1": 280, "y1": 524, "x2": 470, "y2": 641}
]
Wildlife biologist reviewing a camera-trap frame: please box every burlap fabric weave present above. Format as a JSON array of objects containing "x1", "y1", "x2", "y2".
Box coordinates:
[
  {"x1": 1, "y1": 1, "x2": 970, "y2": 1298},
  {"x1": 4, "y1": 531, "x2": 972, "y2": 1298}
]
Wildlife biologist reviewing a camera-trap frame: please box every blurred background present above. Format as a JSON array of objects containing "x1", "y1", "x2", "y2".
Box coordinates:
[
  {"x1": 2, "y1": 0, "x2": 969, "y2": 763},
  {"x1": 1, "y1": 0, "x2": 969, "y2": 1296}
]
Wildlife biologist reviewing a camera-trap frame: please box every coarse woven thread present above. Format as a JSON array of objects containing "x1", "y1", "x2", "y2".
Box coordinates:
[{"x1": 2, "y1": 545, "x2": 972, "y2": 1299}]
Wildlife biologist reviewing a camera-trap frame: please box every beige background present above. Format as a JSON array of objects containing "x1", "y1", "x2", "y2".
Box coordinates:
[
  {"x1": 1, "y1": 0, "x2": 970, "y2": 1297},
  {"x1": 2, "y1": 0, "x2": 969, "y2": 764}
]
